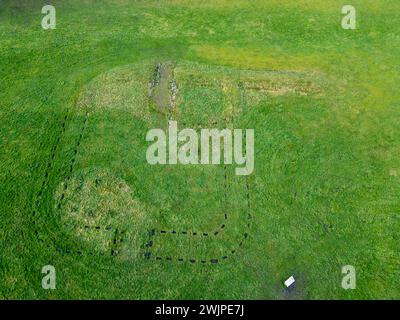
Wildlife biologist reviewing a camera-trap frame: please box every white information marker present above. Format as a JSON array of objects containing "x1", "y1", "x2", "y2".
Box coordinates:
[{"x1": 284, "y1": 276, "x2": 295, "y2": 288}]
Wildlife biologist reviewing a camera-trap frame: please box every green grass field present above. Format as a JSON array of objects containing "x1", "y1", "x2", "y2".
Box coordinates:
[{"x1": 0, "y1": 0, "x2": 399, "y2": 299}]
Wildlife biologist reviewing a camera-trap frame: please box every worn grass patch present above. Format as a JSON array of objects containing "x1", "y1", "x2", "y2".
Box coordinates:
[{"x1": 55, "y1": 170, "x2": 147, "y2": 255}]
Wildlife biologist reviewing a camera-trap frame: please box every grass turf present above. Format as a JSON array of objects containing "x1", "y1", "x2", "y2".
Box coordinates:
[{"x1": 0, "y1": 0, "x2": 399, "y2": 299}]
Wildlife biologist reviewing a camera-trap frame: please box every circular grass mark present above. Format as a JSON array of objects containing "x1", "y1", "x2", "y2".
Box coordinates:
[{"x1": 55, "y1": 170, "x2": 147, "y2": 256}]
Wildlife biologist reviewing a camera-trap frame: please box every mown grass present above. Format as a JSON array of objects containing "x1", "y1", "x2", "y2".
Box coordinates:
[{"x1": 0, "y1": 0, "x2": 399, "y2": 299}]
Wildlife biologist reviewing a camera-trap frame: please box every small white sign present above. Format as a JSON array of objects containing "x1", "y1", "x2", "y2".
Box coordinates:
[{"x1": 284, "y1": 276, "x2": 295, "y2": 288}]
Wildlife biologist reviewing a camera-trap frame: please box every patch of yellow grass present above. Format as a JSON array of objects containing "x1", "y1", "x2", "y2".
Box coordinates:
[
  {"x1": 161, "y1": 0, "x2": 395, "y2": 13},
  {"x1": 191, "y1": 45, "x2": 325, "y2": 72}
]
